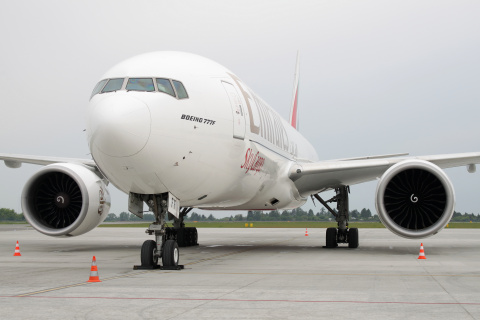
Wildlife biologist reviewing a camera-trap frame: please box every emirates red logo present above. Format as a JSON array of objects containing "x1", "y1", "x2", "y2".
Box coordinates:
[{"x1": 241, "y1": 148, "x2": 265, "y2": 174}]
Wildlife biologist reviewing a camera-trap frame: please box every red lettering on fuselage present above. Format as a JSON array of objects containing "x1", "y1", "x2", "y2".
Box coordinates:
[{"x1": 241, "y1": 148, "x2": 265, "y2": 174}]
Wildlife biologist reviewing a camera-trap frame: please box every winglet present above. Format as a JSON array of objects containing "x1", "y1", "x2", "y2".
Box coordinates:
[{"x1": 289, "y1": 51, "x2": 300, "y2": 130}]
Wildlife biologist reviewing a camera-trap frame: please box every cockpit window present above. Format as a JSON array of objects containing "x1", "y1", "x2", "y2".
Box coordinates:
[
  {"x1": 156, "y1": 78, "x2": 175, "y2": 97},
  {"x1": 172, "y1": 80, "x2": 188, "y2": 99},
  {"x1": 90, "y1": 79, "x2": 108, "y2": 99},
  {"x1": 90, "y1": 77, "x2": 189, "y2": 100},
  {"x1": 102, "y1": 78, "x2": 124, "y2": 93},
  {"x1": 126, "y1": 78, "x2": 155, "y2": 92}
]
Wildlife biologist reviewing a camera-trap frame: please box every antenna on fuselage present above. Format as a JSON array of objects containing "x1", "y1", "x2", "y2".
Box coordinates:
[{"x1": 289, "y1": 51, "x2": 300, "y2": 130}]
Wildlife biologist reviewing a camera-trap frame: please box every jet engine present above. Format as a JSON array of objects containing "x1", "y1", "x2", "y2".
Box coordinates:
[
  {"x1": 21, "y1": 163, "x2": 111, "y2": 237},
  {"x1": 375, "y1": 160, "x2": 455, "y2": 239}
]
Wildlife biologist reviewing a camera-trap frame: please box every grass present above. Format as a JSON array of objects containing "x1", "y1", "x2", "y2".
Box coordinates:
[
  {"x1": 445, "y1": 222, "x2": 480, "y2": 228},
  {"x1": 98, "y1": 221, "x2": 380, "y2": 228},
  {"x1": 98, "y1": 221, "x2": 480, "y2": 228},
  {"x1": 0, "y1": 221, "x2": 28, "y2": 224},
  {"x1": 1, "y1": 221, "x2": 478, "y2": 228}
]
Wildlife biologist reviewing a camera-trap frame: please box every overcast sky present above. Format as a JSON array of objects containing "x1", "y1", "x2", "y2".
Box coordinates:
[{"x1": 1, "y1": 1, "x2": 479, "y2": 218}]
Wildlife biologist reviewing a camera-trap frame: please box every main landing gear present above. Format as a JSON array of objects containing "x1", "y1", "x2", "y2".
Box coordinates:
[
  {"x1": 313, "y1": 186, "x2": 359, "y2": 249},
  {"x1": 169, "y1": 207, "x2": 198, "y2": 248},
  {"x1": 134, "y1": 194, "x2": 198, "y2": 270}
]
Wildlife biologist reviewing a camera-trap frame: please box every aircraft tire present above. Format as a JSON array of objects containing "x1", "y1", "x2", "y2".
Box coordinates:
[
  {"x1": 177, "y1": 228, "x2": 186, "y2": 247},
  {"x1": 186, "y1": 228, "x2": 193, "y2": 246},
  {"x1": 162, "y1": 240, "x2": 179, "y2": 267},
  {"x1": 326, "y1": 227, "x2": 338, "y2": 248},
  {"x1": 141, "y1": 240, "x2": 158, "y2": 267},
  {"x1": 348, "y1": 228, "x2": 359, "y2": 248},
  {"x1": 192, "y1": 228, "x2": 198, "y2": 245}
]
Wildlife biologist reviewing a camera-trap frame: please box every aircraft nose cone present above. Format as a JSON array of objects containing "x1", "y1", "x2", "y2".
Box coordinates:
[{"x1": 89, "y1": 94, "x2": 151, "y2": 157}]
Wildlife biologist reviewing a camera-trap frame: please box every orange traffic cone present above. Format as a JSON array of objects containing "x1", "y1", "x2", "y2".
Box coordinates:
[
  {"x1": 418, "y1": 243, "x2": 426, "y2": 260},
  {"x1": 87, "y1": 256, "x2": 101, "y2": 282},
  {"x1": 305, "y1": 228, "x2": 309, "y2": 236},
  {"x1": 13, "y1": 241, "x2": 21, "y2": 256}
]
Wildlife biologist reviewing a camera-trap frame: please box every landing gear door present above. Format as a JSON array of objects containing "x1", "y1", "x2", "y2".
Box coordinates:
[
  {"x1": 222, "y1": 81, "x2": 246, "y2": 140},
  {"x1": 129, "y1": 192, "x2": 144, "y2": 218},
  {"x1": 167, "y1": 192, "x2": 180, "y2": 219}
]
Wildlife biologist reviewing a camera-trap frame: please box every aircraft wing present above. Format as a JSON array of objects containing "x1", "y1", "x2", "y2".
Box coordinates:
[
  {"x1": 0, "y1": 153, "x2": 96, "y2": 169},
  {"x1": 289, "y1": 152, "x2": 480, "y2": 197}
]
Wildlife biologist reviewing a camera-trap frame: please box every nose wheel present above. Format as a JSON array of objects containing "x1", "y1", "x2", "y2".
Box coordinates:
[
  {"x1": 162, "y1": 240, "x2": 179, "y2": 267},
  {"x1": 140, "y1": 240, "x2": 158, "y2": 267}
]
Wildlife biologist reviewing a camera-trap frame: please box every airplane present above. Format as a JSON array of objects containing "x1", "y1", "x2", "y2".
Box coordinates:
[{"x1": 1, "y1": 51, "x2": 479, "y2": 269}]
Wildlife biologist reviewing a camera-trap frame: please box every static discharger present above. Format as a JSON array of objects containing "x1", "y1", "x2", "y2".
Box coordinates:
[
  {"x1": 418, "y1": 243, "x2": 427, "y2": 260},
  {"x1": 13, "y1": 241, "x2": 21, "y2": 256},
  {"x1": 87, "y1": 256, "x2": 102, "y2": 282}
]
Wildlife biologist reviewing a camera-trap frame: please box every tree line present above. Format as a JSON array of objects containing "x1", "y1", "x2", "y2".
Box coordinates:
[
  {"x1": 100, "y1": 208, "x2": 377, "y2": 222},
  {"x1": 0, "y1": 208, "x2": 25, "y2": 221},
  {"x1": 89, "y1": 208, "x2": 480, "y2": 223},
  {"x1": 2, "y1": 207, "x2": 480, "y2": 223}
]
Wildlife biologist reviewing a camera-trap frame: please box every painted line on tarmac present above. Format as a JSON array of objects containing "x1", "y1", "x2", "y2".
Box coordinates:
[
  {"x1": 13, "y1": 248, "x2": 258, "y2": 297},
  {"x1": 15, "y1": 283, "x2": 90, "y2": 297},
  {"x1": 14, "y1": 270, "x2": 157, "y2": 297},
  {"x1": 2, "y1": 295, "x2": 480, "y2": 305},
  {"x1": 184, "y1": 248, "x2": 255, "y2": 266},
  {"x1": 184, "y1": 236, "x2": 295, "y2": 267},
  {"x1": 177, "y1": 271, "x2": 480, "y2": 277},
  {"x1": 14, "y1": 238, "x2": 293, "y2": 298}
]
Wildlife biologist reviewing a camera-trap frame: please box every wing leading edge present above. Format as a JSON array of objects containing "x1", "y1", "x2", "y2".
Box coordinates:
[
  {"x1": 0, "y1": 153, "x2": 96, "y2": 169},
  {"x1": 289, "y1": 152, "x2": 480, "y2": 197}
]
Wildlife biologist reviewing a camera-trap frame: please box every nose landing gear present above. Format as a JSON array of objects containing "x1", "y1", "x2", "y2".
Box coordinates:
[{"x1": 134, "y1": 194, "x2": 183, "y2": 270}]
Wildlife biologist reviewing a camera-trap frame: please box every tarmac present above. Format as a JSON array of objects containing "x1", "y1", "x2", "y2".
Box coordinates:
[{"x1": 1, "y1": 225, "x2": 480, "y2": 319}]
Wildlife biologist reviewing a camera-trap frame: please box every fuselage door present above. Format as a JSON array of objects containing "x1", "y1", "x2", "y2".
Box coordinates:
[{"x1": 222, "y1": 81, "x2": 246, "y2": 140}]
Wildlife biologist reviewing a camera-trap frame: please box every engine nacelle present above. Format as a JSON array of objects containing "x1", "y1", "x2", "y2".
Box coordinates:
[
  {"x1": 375, "y1": 160, "x2": 455, "y2": 239},
  {"x1": 21, "y1": 163, "x2": 111, "y2": 237}
]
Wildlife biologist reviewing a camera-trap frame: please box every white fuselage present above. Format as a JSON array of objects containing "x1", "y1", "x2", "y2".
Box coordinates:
[{"x1": 87, "y1": 52, "x2": 318, "y2": 210}]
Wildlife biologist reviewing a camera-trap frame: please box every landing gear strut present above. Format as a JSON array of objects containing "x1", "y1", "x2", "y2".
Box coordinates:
[
  {"x1": 134, "y1": 194, "x2": 183, "y2": 270},
  {"x1": 313, "y1": 186, "x2": 359, "y2": 248},
  {"x1": 133, "y1": 193, "x2": 198, "y2": 270}
]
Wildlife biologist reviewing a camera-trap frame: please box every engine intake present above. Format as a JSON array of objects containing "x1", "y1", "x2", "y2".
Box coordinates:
[
  {"x1": 22, "y1": 163, "x2": 110, "y2": 237},
  {"x1": 375, "y1": 160, "x2": 455, "y2": 239}
]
